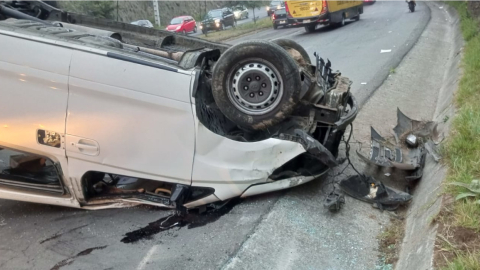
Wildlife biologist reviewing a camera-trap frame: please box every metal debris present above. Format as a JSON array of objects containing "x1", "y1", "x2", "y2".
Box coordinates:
[{"x1": 357, "y1": 108, "x2": 440, "y2": 181}]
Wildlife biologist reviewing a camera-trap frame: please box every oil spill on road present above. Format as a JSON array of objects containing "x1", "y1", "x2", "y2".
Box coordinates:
[
  {"x1": 50, "y1": 245, "x2": 108, "y2": 270},
  {"x1": 121, "y1": 199, "x2": 240, "y2": 244}
]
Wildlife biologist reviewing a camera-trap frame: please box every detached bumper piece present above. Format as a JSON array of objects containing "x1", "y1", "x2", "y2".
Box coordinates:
[
  {"x1": 357, "y1": 108, "x2": 440, "y2": 181},
  {"x1": 339, "y1": 174, "x2": 412, "y2": 211}
]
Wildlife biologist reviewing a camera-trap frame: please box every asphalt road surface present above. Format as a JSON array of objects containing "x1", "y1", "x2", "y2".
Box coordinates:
[{"x1": 0, "y1": 2, "x2": 431, "y2": 270}]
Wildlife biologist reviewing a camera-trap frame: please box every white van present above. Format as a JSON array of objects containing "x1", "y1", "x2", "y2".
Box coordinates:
[{"x1": 0, "y1": 2, "x2": 358, "y2": 211}]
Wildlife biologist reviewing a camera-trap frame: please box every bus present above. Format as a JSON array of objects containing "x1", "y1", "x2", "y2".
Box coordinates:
[{"x1": 285, "y1": 1, "x2": 363, "y2": 32}]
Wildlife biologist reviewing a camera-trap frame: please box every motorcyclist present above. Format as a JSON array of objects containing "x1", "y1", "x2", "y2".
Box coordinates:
[{"x1": 406, "y1": 0, "x2": 416, "y2": 6}]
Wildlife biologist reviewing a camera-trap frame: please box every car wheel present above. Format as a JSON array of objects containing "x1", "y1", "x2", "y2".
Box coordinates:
[
  {"x1": 271, "y1": 39, "x2": 312, "y2": 65},
  {"x1": 194, "y1": 26, "x2": 198, "y2": 33},
  {"x1": 232, "y1": 20, "x2": 237, "y2": 28},
  {"x1": 212, "y1": 40, "x2": 302, "y2": 130},
  {"x1": 182, "y1": 30, "x2": 186, "y2": 35},
  {"x1": 339, "y1": 14, "x2": 346, "y2": 27},
  {"x1": 246, "y1": 13, "x2": 249, "y2": 19},
  {"x1": 273, "y1": 23, "x2": 278, "y2": 30},
  {"x1": 202, "y1": 29, "x2": 207, "y2": 34},
  {"x1": 221, "y1": 22, "x2": 225, "y2": 30},
  {"x1": 304, "y1": 24, "x2": 316, "y2": 33}
]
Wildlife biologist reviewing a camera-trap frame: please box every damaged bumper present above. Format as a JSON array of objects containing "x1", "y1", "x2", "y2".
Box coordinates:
[{"x1": 357, "y1": 108, "x2": 440, "y2": 181}]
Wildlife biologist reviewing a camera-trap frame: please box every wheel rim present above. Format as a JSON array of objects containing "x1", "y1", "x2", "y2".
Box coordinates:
[{"x1": 227, "y1": 60, "x2": 283, "y2": 115}]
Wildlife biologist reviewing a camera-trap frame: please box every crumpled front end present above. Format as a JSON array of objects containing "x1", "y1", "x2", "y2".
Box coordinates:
[{"x1": 189, "y1": 53, "x2": 359, "y2": 207}]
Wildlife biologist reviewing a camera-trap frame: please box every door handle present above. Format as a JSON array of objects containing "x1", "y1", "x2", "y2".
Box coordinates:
[{"x1": 76, "y1": 142, "x2": 98, "y2": 151}]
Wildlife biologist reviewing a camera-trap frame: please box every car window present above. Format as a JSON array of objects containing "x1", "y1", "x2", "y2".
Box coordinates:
[
  {"x1": 170, "y1": 17, "x2": 183, "y2": 25},
  {"x1": 207, "y1": 10, "x2": 223, "y2": 18},
  {"x1": 271, "y1": 1, "x2": 282, "y2": 6},
  {"x1": 275, "y1": 9, "x2": 286, "y2": 15},
  {"x1": 233, "y1": 6, "x2": 244, "y2": 11}
]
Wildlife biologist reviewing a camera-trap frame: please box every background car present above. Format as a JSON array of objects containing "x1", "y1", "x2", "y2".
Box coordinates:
[
  {"x1": 233, "y1": 5, "x2": 249, "y2": 20},
  {"x1": 130, "y1": 20, "x2": 153, "y2": 28},
  {"x1": 166, "y1": 16, "x2": 197, "y2": 34},
  {"x1": 272, "y1": 8, "x2": 288, "y2": 29},
  {"x1": 199, "y1": 8, "x2": 236, "y2": 34},
  {"x1": 267, "y1": 1, "x2": 284, "y2": 16}
]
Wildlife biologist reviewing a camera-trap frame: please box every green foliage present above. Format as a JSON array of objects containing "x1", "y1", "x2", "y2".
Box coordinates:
[
  {"x1": 451, "y1": 180, "x2": 480, "y2": 203},
  {"x1": 60, "y1": 1, "x2": 116, "y2": 19}
]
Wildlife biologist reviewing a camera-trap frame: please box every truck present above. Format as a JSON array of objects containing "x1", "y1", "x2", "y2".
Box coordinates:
[{"x1": 284, "y1": 0, "x2": 363, "y2": 32}]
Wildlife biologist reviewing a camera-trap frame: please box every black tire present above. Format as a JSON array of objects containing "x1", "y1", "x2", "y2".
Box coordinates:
[
  {"x1": 271, "y1": 38, "x2": 312, "y2": 65},
  {"x1": 202, "y1": 29, "x2": 207, "y2": 34},
  {"x1": 273, "y1": 23, "x2": 278, "y2": 29},
  {"x1": 212, "y1": 40, "x2": 302, "y2": 130},
  {"x1": 220, "y1": 22, "x2": 225, "y2": 30},
  {"x1": 246, "y1": 13, "x2": 249, "y2": 19},
  {"x1": 232, "y1": 20, "x2": 237, "y2": 28},
  {"x1": 339, "y1": 14, "x2": 346, "y2": 27},
  {"x1": 304, "y1": 24, "x2": 316, "y2": 33},
  {"x1": 194, "y1": 26, "x2": 198, "y2": 33}
]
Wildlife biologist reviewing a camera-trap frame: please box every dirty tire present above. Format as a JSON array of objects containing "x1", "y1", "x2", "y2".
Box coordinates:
[
  {"x1": 272, "y1": 39, "x2": 312, "y2": 65},
  {"x1": 273, "y1": 24, "x2": 278, "y2": 30},
  {"x1": 212, "y1": 40, "x2": 301, "y2": 131}
]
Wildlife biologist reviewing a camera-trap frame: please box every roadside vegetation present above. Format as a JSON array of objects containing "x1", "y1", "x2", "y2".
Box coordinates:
[
  {"x1": 378, "y1": 218, "x2": 405, "y2": 266},
  {"x1": 200, "y1": 17, "x2": 272, "y2": 42},
  {"x1": 435, "y1": 1, "x2": 480, "y2": 268}
]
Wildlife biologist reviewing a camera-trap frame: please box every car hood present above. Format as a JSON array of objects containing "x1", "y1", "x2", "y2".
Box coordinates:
[
  {"x1": 201, "y1": 17, "x2": 222, "y2": 23},
  {"x1": 166, "y1": 25, "x2": 181, "y2": 30}
]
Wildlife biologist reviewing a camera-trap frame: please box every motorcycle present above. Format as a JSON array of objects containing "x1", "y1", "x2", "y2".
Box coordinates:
[{"x1": 407, "y1": 0, "x2": 416, "y2": 12}]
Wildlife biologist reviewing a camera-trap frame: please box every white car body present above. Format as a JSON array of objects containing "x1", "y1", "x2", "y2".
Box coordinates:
[
  {"x1": 0, "y1": 20, "x2": 327, "y2": 210},
  {"x1": 233, "y1": 6, "x2": 248, "y2": 20}
]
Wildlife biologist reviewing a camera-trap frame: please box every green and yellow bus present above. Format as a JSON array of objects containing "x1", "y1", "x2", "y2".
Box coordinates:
[{"x1": 285, "y1": 0, "x2": 363, "y2": 32}]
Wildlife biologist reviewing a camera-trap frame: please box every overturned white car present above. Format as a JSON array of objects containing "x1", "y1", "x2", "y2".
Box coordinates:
[{"x1": 0, "y1": 1, "x2": 358, "y2": 211}]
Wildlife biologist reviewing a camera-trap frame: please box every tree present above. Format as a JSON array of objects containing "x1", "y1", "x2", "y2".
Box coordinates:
[{"x1": 229, "y1": 1, "x2": 270, "y2": 23}]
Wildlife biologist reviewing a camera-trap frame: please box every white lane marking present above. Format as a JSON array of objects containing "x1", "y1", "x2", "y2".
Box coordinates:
[{"x1": 136, "y1": 245, "x2": 158, "y2": 270}]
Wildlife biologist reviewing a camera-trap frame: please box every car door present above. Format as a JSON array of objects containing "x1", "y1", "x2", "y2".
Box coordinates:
[
  {"x1": 0, "y1": 34, "x2": 77, "y2": 206},
  {"x1": 189, "y1": 17, "x2": 196, "y2": 32},
  {"x1": 223, "y1": 10, "x2": 234, "y2": 26},
  {"x1": 185, "y1": 18, "x2": 193, "y2": 32},
  {"x1": 66, "y1": 50, "x2": 195, "y2": 201}
]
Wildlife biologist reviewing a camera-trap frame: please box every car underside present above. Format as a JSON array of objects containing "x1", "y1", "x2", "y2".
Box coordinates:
[{"x1": 0, "y1": 1, "x2": 358, "y2": 212}]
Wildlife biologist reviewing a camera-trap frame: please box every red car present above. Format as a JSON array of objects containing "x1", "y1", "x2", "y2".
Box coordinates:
[{"x1": 166, "y1": 16, "x2": 197, "y2": 34}]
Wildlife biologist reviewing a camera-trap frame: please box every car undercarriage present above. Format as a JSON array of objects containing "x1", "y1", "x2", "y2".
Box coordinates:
[{"x1": 0, "y1": 0, "x2": 358, "y2": 211}]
